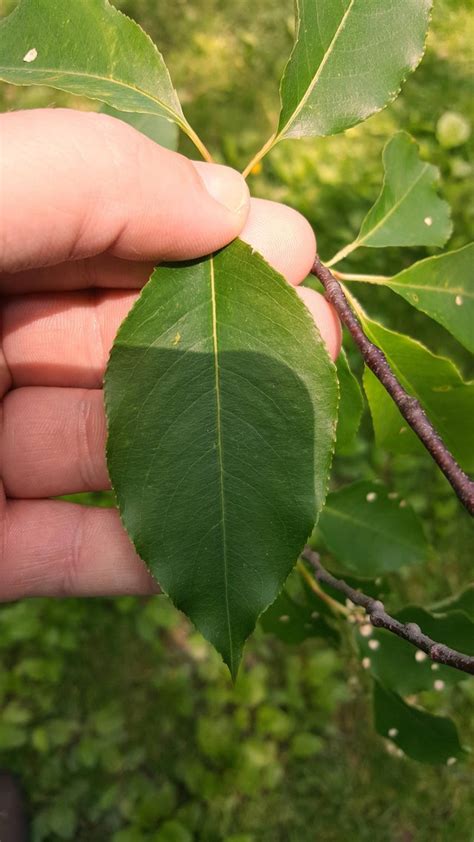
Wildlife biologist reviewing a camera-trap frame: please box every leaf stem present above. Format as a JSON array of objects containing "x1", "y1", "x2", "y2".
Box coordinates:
[
  {"x1": 242, "y1": 133, "x2": 277, "y2": 179},
  {"x1": 325, "y1": 239, "x2": 360, "y2": 268},
  {"x1": 297, "y1": 559, "x2": 349, "y2": 617},
  {"x1": 335, "y1": 271, "x2": 390, "y2": 284},
  {"x1": 301, "y1": 548, "x2": 474, "y2": 675},
  {"x1": 183, "y1": 123, "x2": 214, "y2": 162}
]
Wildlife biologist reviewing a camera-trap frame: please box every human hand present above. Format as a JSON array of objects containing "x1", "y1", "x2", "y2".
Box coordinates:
[{"x1": 0, "y1": 109, "x2": 341, "y2": 600}]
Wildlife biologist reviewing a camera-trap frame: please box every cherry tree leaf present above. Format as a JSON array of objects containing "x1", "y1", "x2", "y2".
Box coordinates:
[
  {"x1": 361, "y1": 318, "x2": 474, "y2": 472},
  {"x1": 373, "y1": 681, "x2": 465, "y2": 765},
  {"x1": 0, "y1": 0, "x2": 205, "y2": 154},
  {"x1": 277, "y1": 0, "x2": 432, "y2": 141},
  {"x1": 260, "y1": 589, "x2": 338, "y2": 645},
  {"x1": 105, "y1": 240, "x2": 338, "y2": 678},
  {"x1": 358, "y1": 607, "x2": 474, "y2": 694},
  {"x1": 318, "y1": 481, "x2": 428, "y2": 577},
  {"x1": 335, "y1": 349, "x2": 364, "y2": 451},
  {"x1": 431, "y1": 585, "x2": 474, "y2": 620},
  {"x1": 386, "y1": 244, "x2": 474, "y2": 353},
  {"x1": 356, "y1": 132, "x2": 452, "y2": 249}
]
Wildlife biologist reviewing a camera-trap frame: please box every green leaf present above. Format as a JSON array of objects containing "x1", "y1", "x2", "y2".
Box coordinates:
[
  {"x1": 260, "y1": 589, "x2": 338, "y2": 645},
  {"x1": 356, "y1": 132, "x2": 452, "y2": 249},
  {"x1": 361, "y1": 316, "x2": 474, "y2": 472},
  {"x1": 386, "y1": 244, "x2": 474, "y2": 353},
  {"x1": 277, "y1": 0, "x2": 432, "y2": 141},
  {"x1": 0, "y1": 0, "x2": 205, "y2": 154},
  {"x1": 358, "y1": 607, "x2": 474, "y2": 694},
  {"x1": 335, "y1": 349, "x2": 364, "y2": 450},
  {"x1": 431, "y1": 585, "x2": 474, "y2": 620},
  {"x1": 318, "y1": 481, "x2": 428, "y2": 577},
  {"x1": 105, "y1": 240, "x2": 338, "y2": 677},
  {"x1": 373, "y1": 680, "x2": 465, "y2": 764},
  {"x1": 100, "y1": 104, "x2": 179, "y2": 150}
]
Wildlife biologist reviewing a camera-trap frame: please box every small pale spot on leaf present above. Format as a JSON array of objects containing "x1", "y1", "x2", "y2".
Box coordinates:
[
  {"x1": 434, "y1": 679, "x2": 445, "y2": 691},
  {"x1": 366, "y1": 491, "x2": 377, "y2": 502},
  {"x1": 362, "y1": 657, "x2": 371, "y2": 669},
  {"x1": 388, "y1": 727, "x2": 399, "y2": 738},
  {"x1": 431, "y1": 663, "x2": 440, "y2": 671},
  {"x1": 455, "y1": 295, "x2": 463, "y2": 306},
  {"x1": 368, "y1": 639, "x2": 380, "y2": 651},
  {"x1": 399, "y1": 500, "x2": 407, "y2": 508},
  {"x1": 424, "y1": 216, "x2": 433, "y2": 226},
  {"x1": 446, "y1": 756, "x2": 457, "y2": 766},
  {"x1": 415, "y1": 650, "x2": 427, "y2": 662},
  {"x1": 360, "y1": 623, "x2": 372, "y2": 638},
  {"x1": 279, "y1": 614, "x2": 290, "y2": 623},
  {"x1": 172, "y1": 332, "x2": 181, "y2": 346},
  {"x1": 23, "y1": 48, "x2": 38, "y2": 62}
]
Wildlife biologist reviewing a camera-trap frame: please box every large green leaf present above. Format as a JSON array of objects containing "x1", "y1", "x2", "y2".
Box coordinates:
[
  {"x1": 277, "y1": 0, "x2": 432, "y2": 141},
  {"x1": 105, "y1": 240, "x2": 338, "y2": 677},
  {"x1": 373, "y1": 681, "x2": 465, "y2": 764},
  {"x1": 360, "y1": 316, "x2": 474, "y2": 472},
  {"x1": 358, "y1": 607, "x2": 474, "y2": 694},
  {"x1": 356, "y1": 132, "x2": 452, "y2": 249},
  {"x1": 386, "y1": 244, "x2": 474, "y2": 353},
  {"x1": 335, "y1": 349, "x2": 364, "y2": 451},
  {"x1": 318, "y1": 481, "x2": 428, "y2": 577},
  {"x1": 0, "y1": 0, "x2": 205, "y2": 154}
]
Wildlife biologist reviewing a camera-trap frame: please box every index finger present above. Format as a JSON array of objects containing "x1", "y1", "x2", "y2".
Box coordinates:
[{"x1": 0, "y1": 108, "x2": 250, "y2": 275}]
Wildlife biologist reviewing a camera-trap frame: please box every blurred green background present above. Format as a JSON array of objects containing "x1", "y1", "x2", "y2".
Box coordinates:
[{"x1": 1, "y1": 0, "x2": 473, "y2": 840}]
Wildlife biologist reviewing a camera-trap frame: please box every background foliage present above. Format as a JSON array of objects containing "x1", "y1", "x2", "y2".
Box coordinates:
[{"x1": 1, "y1": 0, "x2": 473, "y2": 839}]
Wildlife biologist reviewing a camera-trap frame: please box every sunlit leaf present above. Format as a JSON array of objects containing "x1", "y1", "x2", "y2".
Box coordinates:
[
  {"x1": 318, "y1": 481, "x2": 428, "y2": 577},
  {"x1": 373, "y1": 680, "x2": 465, "y2": 764},
  {"x1": 277, "y1": 0, "x2": 432, "y2": 140},
  {"x1": 356, "y1": 132, "x2": 452, "y2": 249},
  {"x1": 0, "y1": 0, "x2": 204, "y2": 152},
  {"x1": 358, "y1": 607, "x2": 474, "y2": 693},
  {"x1": 360, "y1": 316, "x2": 474, "y2": 472},
  {"x1": 386, "y1": 244, "x2": 474, "y2": 353},
  {"x1": 335, "y1": 349, "x2": 364, "y2": 451},
  {"x1": 105, "y1": 240, "x2": 338, "y2": 677}
]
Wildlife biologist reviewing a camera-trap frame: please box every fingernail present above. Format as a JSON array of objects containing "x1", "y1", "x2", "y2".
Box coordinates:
[{"x1": 193, "y1": 161, "x2": 250, "y2": 216}]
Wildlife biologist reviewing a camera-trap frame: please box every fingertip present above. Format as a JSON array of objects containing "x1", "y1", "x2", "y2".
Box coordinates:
[
  {"x1": 295, "y1": 286, "x2": 342, "y2": 361},
  {"x1": 192, "y1": 161, "x2": 250, "y2": 224},
  {"x1": 240, "y1": 198, "x2": 316, "y2": 285}
]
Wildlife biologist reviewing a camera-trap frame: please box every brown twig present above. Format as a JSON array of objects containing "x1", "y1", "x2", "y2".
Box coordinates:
[
  {"x1": 301, "y1": 548, "x2": 474, "y2": 675},
  {"x1": 311, "y1": 256, "x2": 474, "y2": 515}
]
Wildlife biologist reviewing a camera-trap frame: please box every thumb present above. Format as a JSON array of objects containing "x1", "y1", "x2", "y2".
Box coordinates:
[{"x1": 0, "y1": 109, "x2": 250, "y2": 273}]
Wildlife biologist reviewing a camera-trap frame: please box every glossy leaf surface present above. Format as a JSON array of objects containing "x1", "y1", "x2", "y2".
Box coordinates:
[
  {"x1": 318, "y1": 481, "x2": 427, "y2": 577},
  {"x1": 105, "y1": 240, "x2": 338, "y2": 677},
  {"x1": 361, "y1": 317, "x2": 474, "y2": 472},
  {"x1": 0, "y1": 0, "x2": 198, "y2": 144},
  {"x1": 357, "y1": 132, "x2": 452, "y2": 248},
  {"x1": 373, "y1": 681, "x2": 465, "y2": 764},
  {"x1": 387, "y1": 244, "x2": 474, "y2": 353},
  {"x1": 277, "y1": 0, "x2": 431, "y2": 140}
]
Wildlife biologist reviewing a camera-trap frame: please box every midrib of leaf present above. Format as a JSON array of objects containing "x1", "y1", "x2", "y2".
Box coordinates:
[
  {"x1": 323, "y1": 504, "x2": 420, "y2": 553},
  {"x1": 388, "y1": 280, "x2": 474, "y2": 299},
  {"x1": 209, "y1": 255, "x2": 234, "y2": 675},
  {"x1": 277, "y1": 0, "x2": 356, "y2": 141},
  {"x1": 327, "y1": 162, "x2": 432, "y2": 267},
  {"x1": 357, "y1": 163, "x2": 430, "y2": 246},
  {"x1": 1, "y1": 63, "x2": 184, "y2": 125}
]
